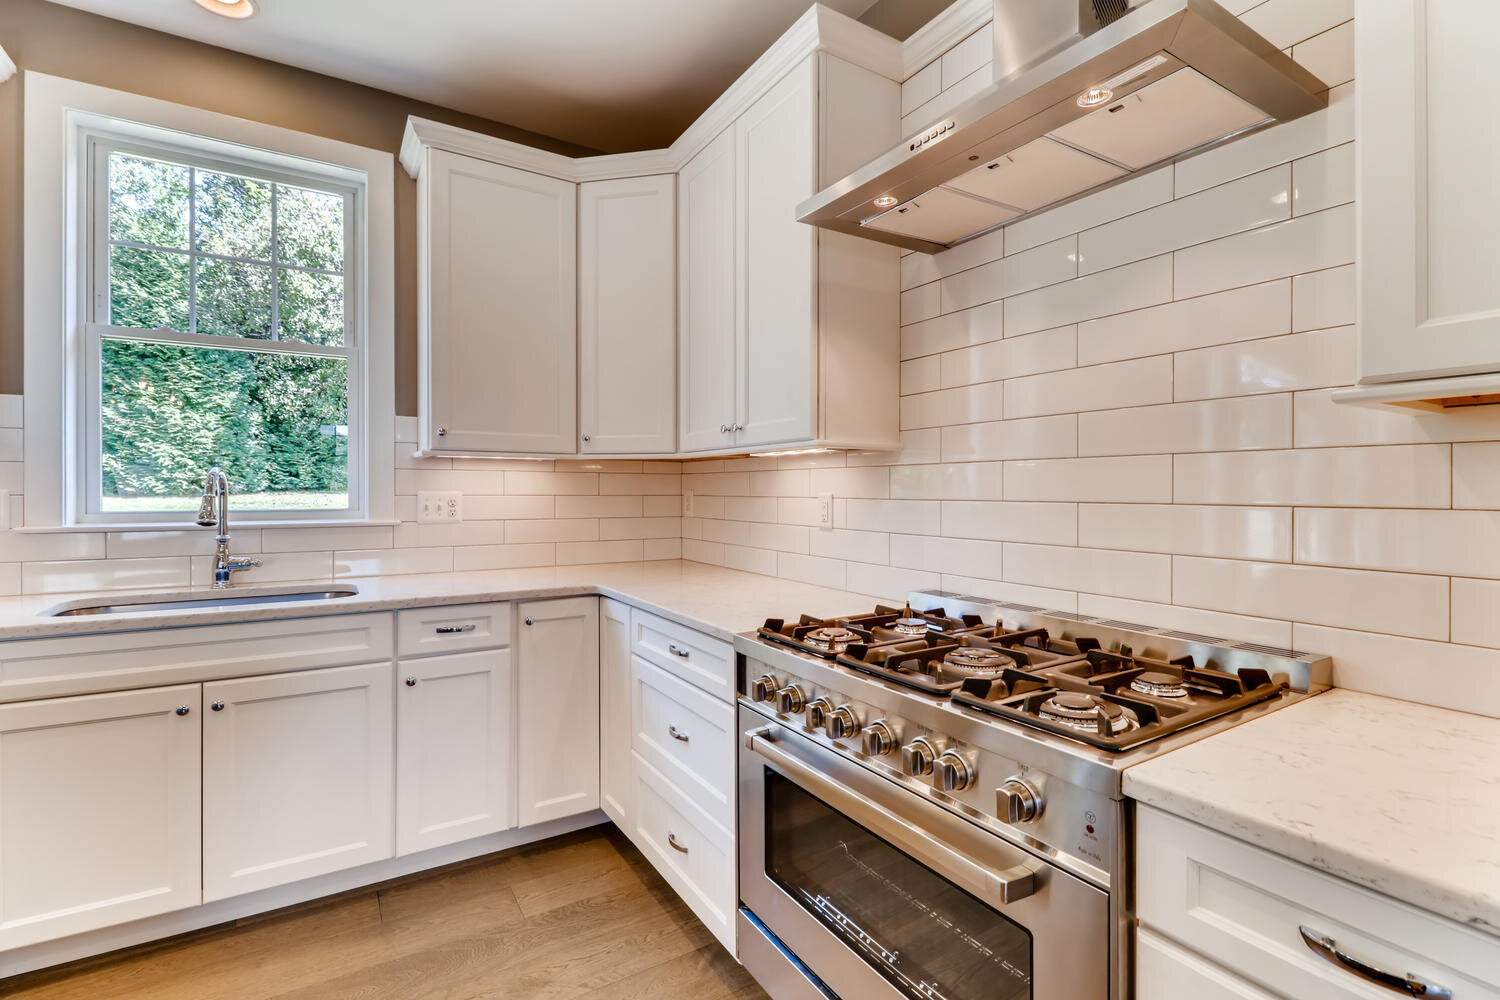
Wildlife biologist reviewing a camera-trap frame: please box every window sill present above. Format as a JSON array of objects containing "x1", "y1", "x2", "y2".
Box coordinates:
[{"x1": 15, "y1": 519, "x2": 402, "y2": 534}]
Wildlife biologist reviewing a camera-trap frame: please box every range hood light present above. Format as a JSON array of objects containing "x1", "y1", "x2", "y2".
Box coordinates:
[
  {"x1": 872, "y1": 195, "x2": 899, "y2": 208},
  {"x1": 1077, "y1": 87, "x2": 1114, "y2": 108}
]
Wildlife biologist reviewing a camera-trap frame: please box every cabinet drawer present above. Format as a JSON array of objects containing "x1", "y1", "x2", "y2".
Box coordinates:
[
  {"x1": 631, "y1": 655, "x2": 734, "y2": 830},
  {"x1": 631, "y1": 751, "x2": 735, "y2": 953},
  {"x1": 1137, "y1": 927, "x2": 1278, "y2": 1000},
  {"x1": 0, "y1": 613, "x2": 394, "y2": 704},
  {"x1": 1137, "y1": 806, "x2": 1500, "y2": 1000},
  {"x1": 630, "y1": 608, "x2": 732, "y2": 702},
  {"x1": 396, "y1": 602, "x2": 510, "y2": 657}
]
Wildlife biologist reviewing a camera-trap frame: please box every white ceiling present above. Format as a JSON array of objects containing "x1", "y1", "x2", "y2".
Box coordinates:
[{"x1": 39, "y1": 0, "x2": 884, "y2": 153}]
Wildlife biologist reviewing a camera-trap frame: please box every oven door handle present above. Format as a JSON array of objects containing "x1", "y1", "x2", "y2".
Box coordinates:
[{"x1": 745, "y1": 726, "x2": 1039, "y2": 906}]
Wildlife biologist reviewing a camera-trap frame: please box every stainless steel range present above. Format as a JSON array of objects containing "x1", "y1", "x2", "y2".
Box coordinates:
[{"x1": 735, "y1": 590, "x2": 1331, "y2": 1000}]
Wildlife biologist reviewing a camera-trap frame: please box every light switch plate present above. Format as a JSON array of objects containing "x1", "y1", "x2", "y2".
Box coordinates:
[
  {"x1": 816, "y1": 493, "x2": 834, "y2": 527},
  {"x1": 683, "y1": 490, "x2": 695, "y2": 518},
  {"x1": 417, "y1": 491, "x2": 463, "y2": 523}
]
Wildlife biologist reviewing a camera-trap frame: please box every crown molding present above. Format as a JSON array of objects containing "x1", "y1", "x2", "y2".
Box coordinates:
[
  {"x1": 0, "y1": 43, "x2": 16, "y2": 85},
  {"x1": 900, "y1": 0, "x2": 992, "y2": 80}
]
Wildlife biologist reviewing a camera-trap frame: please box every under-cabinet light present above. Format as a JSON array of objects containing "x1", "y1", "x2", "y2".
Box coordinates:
[{"x1": 194, "y1": 0, "x2": 256, "y2": 19}]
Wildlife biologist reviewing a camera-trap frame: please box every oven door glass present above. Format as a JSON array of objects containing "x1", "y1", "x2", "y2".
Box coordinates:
[{"x1": 765, "y1": 770, "x2": 1033, "y2": 1000}]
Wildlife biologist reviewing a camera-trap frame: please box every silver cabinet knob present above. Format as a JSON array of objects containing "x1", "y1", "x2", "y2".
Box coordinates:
[
  {"x1": 998, "y1": 777, "x2": 1044, "y2": 824},
  {"x1": 524, "y1": 617, "x2": 535, "y2": 626},
  {"x1": 720, "y1": 424, "x2": 729, "y2": 434},
  {"x1": 582, "y1": 434, "x2": 591, "y2": 442},
  {"x1": 175, "y1": 705, "x2": 190, "y2": 716},
  {"x1": 805, "y1": 697, "x2": 834, "y2": 730},
  {"x1": 750, "y1": 673, "x2": 780, "y2": 703},
  {"x1": 405, "y1": 676, "x2": 418, "y2": 687},
  {"x1": 210, "y1": 700, "x2": 225, "y2": 712},
  {"x1": 775, "y1": 685, "x2": 806, "y2": 715},
  {"x1": 826, "y1": 705, "x2": 860, "y2": 740},
  {"x1": 901, "y1": 737, "x2": 940, "y2": 777},
  {"x1": 934, "y1": 751, "x2": 974, "y2": 792},
  {"x1": 436, "y1": 426, "x2": 447, "y2": 437},
  {"x1": 861, "y1": 719, "x2": 895, "y2": 756}
]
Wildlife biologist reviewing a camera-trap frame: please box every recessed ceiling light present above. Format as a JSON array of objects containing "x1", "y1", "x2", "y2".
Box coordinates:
[
  {"x1": 1077, "y1": 86, "x2": 1114, "y2": 108},
  {"x1": 194, "y1": 0, "x2": 256, "y2": 19},
  {"x1": 873, "y1": 195, "x2": 898, "y2": 208}
]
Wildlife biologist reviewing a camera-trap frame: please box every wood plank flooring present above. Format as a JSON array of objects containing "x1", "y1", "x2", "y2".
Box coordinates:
[{"x1": 1, "y1": 826, "x2": 768, "y2": 1000}]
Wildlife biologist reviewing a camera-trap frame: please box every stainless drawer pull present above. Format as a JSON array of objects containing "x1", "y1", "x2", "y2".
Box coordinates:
[
  {"x1": 435, "y1": 624, "x2": 476, "y2": 634},
  {"x1": 668, "y1": 832, "x2": 689, "y2": 854},
  {"x1": 669, "y1": 725, "x2": 690, "y2": 743},
  {"x1": 667, "y1": 643, "x2": 690, "y2": 658},
  {"x1": 1299, "y1": 927, "x2": 1452, "y2": 999}
]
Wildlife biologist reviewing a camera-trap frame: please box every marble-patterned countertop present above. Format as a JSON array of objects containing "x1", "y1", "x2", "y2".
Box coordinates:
[
  {"x1": 0, "y1": 559, "x2": 881, "y2": 643},
  {"x1": 1125, "y1": 688, "x2": 1500, "y2": 937}
]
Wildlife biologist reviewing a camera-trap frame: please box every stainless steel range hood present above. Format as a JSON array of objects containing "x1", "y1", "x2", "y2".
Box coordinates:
[{"x1": 798, "y1": 0, "x2": 1329, "y2": 254}]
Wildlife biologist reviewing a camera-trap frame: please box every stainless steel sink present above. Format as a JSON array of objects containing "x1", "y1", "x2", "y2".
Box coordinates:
[{"x1": 46, "y1": 585, "x2": 361, "y2": 617}]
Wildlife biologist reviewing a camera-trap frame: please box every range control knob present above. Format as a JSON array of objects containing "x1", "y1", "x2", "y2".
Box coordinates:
[
  {"x1": 749, "y1": 674, "x2": 780, "y2": 703},
  {"x1": 998, "y1": 777, "x2": 1044, "y2": 824},
  {"x1": 861, "y1": 720, "x2": 896, "y2": 756},
  {"x1": 805, "y1": 697, "x2": 834, "y2": 730},
  {"x1": 775, "y1": 685, "x2": 807, "y2": 715},
  {"x1": 934, "y1": 751, "x2": 974, "y2": 792},
  {"x1": 900, "y1": 737, "x2": 941, "y2": 777},
  {"x1": 826, "y1": 705, "x2": 860, "y2": 740}
]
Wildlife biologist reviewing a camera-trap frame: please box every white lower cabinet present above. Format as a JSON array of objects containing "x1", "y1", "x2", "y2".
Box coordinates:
[
  {"x1": 631, "y1": 654, "x2": 735, "y2": 831},
  {"x1": 0, "y1": 685, "x2": 202, "y2": 950},
  {"x1": 396, "y1": 648, "x2": 514, "y2": 856},
  {"x1": 202, "y1": 662, "x2": 394, "y2": 902},
  {"x1": 516, "y1": 597, "x2": 600, "y2": 826},
  {"x1": 1137, "y1": 927, "x2": 1277, "y2": 1000},
  {"x1": 599, "y1": 598, "x2": 633, "y2": 828}
]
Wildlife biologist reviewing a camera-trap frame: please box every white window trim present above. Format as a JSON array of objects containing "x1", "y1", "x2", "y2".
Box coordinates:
[{"x1": 23, "y1": 72, "x2": 395, "y2": 529}]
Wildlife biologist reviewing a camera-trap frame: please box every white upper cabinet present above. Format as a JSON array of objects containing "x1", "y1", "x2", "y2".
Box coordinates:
[
  {"x1": 579, "y1": 175, "x2": 677, "y2": 454},
  {"x1": 1347, "y1": 0, "x2": 1500, "y2": 401},
  {"x1": 416, "y1": 148, "x2": 577, "y2": 455},
  {"x1": 678, "y1": 129, "x2": 740, "y2": 453}
]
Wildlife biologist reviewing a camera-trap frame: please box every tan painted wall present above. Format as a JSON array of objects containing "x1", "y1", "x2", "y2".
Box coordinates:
[{"x1": 0, "y1": 0, "x2": 598, "y2": 414}]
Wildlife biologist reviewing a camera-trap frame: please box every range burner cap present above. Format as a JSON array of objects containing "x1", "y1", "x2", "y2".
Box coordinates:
[
  {"x1": 1130, "y1": 670, "x2": 1188, "y2": 699},
  {"x1": 942, "y1": 646, "x2": 1010, "y2": 677},
  {"x1": 890, "y1": 616, "x2": 930, "y2": 637},
  {"x1": 1038, "y1": 691, "x2": 1135, "y2": 734},
  {"x1": 804, "y1": 626, "x2": 859, "y2": 652}
]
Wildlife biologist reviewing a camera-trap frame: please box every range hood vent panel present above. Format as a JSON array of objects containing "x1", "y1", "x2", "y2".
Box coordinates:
[{"x1": 798, "y1": 0, "x2": 1328, "y2": 255}]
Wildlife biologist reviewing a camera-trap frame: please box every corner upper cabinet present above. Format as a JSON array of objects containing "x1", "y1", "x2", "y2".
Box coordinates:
[
  {"x1": 1341, "y1": 0, "x2": 1500, "y2": 406},
  {"x1": 679, "y1": 53, "x2": 902, "y2": 454},
  {"x1": 407, "y1": 139, "x2": 577, "y2": 455},
  {"x1": 579, "y1": 175, "x2": 677, "y2": 454}
]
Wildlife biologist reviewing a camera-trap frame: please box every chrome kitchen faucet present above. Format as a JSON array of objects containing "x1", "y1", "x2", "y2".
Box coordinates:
[{"x1": 195, "y1": 467, "x2": 262, "y2": 588}]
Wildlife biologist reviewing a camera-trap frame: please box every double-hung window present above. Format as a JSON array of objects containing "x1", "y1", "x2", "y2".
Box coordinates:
[{"x1": 23, "y1": 74, "x2": 394, "y2": 529}]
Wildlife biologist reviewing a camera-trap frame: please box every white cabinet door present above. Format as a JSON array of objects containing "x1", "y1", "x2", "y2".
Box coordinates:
[
  {"x1": 1358, "y1": 0, "x2": 1500, "y2": 383},
  {"x1": 579, "y1": 175, "x2": 676, "y2": 454},
  {"x1": 516, "y1": 597, "x2": 599, "y2": 826},
  {"x1": 421, "y1": 148, "x2": 577, "y2": 454},
  {"x1": 1137, "y1": 928, "x2": 1279, "y2": 1000},
  {"x1": 599, "y1": 598, "x2": 633, "y2": 828},
  {"x1": 203, "y1": 662, "x2": 393, "y2": 901},
  {"x1": 0, "y1": 686, "x2": 201, "y2": 950},
  {"x1": 734, "y1": 55, "x2": 819, "y2": 449},
  {"x1": 677, "y1": 129, "x2": 739, "y2": 452},
  {"x1": 395, "y1": 649, "x2": 514, "y2": 856}
]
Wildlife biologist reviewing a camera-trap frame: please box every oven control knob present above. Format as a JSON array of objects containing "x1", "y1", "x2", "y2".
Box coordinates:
[
  {"x1": 750, "y1": 674, "x2": 780, "y2": 703},
  {"x1": 861, "y1": 720, "x2": 896, "y2": 756},
  {"x1": 805, "y1": 697, "x2": 834, "y2": 729},
  {"x1": 775, "y1": 685, "x2": 807, "y2": 715},
  {"x1": 826, "y1": 705, "x2": 860, "y2": 740},
  {"x1": 934, "y1": 751, "x2": 974, "y2": 793},
  {"x1": 998, "y1": 777, "x2": 1044, "y2": 824},
  {"x1": 900, "y1": 737, "x2": 940, "y2": 777}
]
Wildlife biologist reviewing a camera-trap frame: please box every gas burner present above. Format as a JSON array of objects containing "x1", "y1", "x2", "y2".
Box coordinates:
[
  {"x1": 1038, "y1": 692, "x2": 1136, "y2": 735},
  {"x1": 942, "y1": 645, "x2": 1011, "y2": 677},
  {"x1": 889, "y1": 613, "x2": 932, "y2": 637},
  {"x1": 1129, "y1": 670, "x2": 1188, "y2": 699},
  {"x1": 803, "y1": 626, "x2": 860, "y2": 654}
]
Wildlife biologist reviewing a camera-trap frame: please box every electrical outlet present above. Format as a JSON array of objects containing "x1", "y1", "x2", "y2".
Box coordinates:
[
  {"x1": 816, "y1": 492, "x2": 834, "y2": 528},
  {"x1": 683, "y1": 490, "x2": 695, "y2": 518},
  {"x1": 417, "y1": 491, "x2": 463, "y2": 524}
]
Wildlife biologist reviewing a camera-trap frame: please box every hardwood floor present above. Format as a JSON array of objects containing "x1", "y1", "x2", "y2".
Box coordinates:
[{"x1": 1, "y1": 826, "x2": 768, "y2": 1000}]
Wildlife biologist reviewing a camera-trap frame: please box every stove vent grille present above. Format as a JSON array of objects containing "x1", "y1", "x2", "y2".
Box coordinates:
[
  {"x1": 1157, "y1": 629, "x2": 1230, "y2": 645},
  {"x1": 1086, "y1": 0, "x2": 1134, "y2": 29},
  {"x1": 1092, "y1": 618, "x2": 1153, "y2": 632}
]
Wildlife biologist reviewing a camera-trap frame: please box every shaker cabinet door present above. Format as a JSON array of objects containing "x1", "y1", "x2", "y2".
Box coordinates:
[
  {"x1": 515, "y1": 597, "x2": 600, "y2": 826},
  {"x1": 599, "y1": 598, "x2": 633, "y2": 829},
  {"x1": 421, "y1": 149, "x2": 577, "y2": 454},
  {"x1": 677, "y1": 129, "x2": 739, "y2": 453}
]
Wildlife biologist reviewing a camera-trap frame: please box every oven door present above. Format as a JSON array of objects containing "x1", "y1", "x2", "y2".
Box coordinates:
[{"x1": 739, "y1": 706, "x2": 1110, "y2": 1000}]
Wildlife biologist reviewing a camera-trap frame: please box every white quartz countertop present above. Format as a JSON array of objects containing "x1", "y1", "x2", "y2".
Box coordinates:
[
  {"x1": 1124, "y1": 688, "x2": 1500, "y2": 937},
  {"x1": 0, "y1": 560, "x2": 882, "y2": 643}
]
